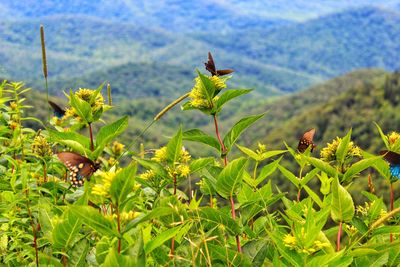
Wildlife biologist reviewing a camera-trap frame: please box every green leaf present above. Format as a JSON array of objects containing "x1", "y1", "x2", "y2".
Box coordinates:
[
  {"x1": 103, "y1": 248, "x2": 137, "y2": 267},
  {"x1": 303, "y1": 185, "x2": 323, "y2": 208},
  {"x1": 304, "y1": 156, "x2": 339, "y2": 178},
  {"x1": 133, "y1": 157, "x2": 169, "y2": 178},
  {"x1": 144, "y1": 226, "x2": 183, "y2": 253},
  {"x1": 89, "y1": 82, "x2": 105, "y2": 105},
  {"x1": 236, "y1": 144, "x2": 260, "y2": 161},
  {"x1": 96, "y1": 237, "x2": 111, "y2": 265},
  {"x1": 68, "y1": 238, "x2": 90, "y2": 267},
  {"x1": 195, "y1": 207, "x2": 241, "y2": 235},
  {"x1": 124, "y1": 207, "x2": 176, "y2": 233},
  {"x1": 166, "y1": 127, "x2": 182, "y2": 164},
  {"x1": 189, "y1": 157, "x2": 214, "y2": 173},
  {"x1": 214, "y1": 89, "x2": 252, "y2": 112},
  {"x1": 300, "y1": 168, "x2": 319, "y2": 187},
  {"x1": 109, "y1": 164, "x2": 137, "y2": 206},
  {"x1": 242, "y1": 239, "x2": 270, "y2": 267},
  {"x1": 331, "y1": 177, "x2": 355, "y2": 223},
  {"x1": 48, "y1": 130, "x2": 90, "y2": 148},
  {"x1": 374, "y1": 122, "x2": 389, "y2": 149},
  {"x1": 183, "y1": 129, "x2": 221, "y2": 151},
  {"x1": 94, "y1": 116, "x2": 128, "y2": 156},
  {"x1": 69, "y1": 205, "x2": 119, "y2": 237},
  {"x1": 69, "y1": 90, "x2": 93, "y2": 123},
  {"x1": 223, "y1": 113, "x2": 265, "y2": 152},
  {"x1": 336, "y1": 128, "x2": 352, "y2": 164},
  {"x1": 216, "y1": 157, "x2": 248, "y2": 199},
  {"x1": 208, "y1": 244, "x2": 252, "y2": 267},
  {"x1": 197, "y1": 70, "x2": 216, "y2": 102},
  {"x1": 53, "y1": 210, "x2": 82, "y2": 250},
  {"x1": 342, "y1": 156, "x2": 381, "y2": 182},
  {"x1": 372, "y1": 226, "x2": 400, "y2": 236},
  {"x1": 278, "y1": 165, "x2": 299, "y2": 187}
]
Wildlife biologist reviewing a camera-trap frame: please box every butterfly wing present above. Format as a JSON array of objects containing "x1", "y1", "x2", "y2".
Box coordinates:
[
  {"x1": 297, "y1": 128, "x2": 316, "y2": 153},
  {"x1": 380, "y1": 150, "x2": 400, "y2": 178},
  {"x1": 216, "y1": 69, "x2": 234, "y2": 76},
  {"x1": 57, "y1": 152, "x2": 98, "y2": 186},
  {"x1": 48, "y1": 101, "x2": 65, "y2": 118},
  {"x1": 205, "y1": 52, "x2": 217, "y2": 76}
]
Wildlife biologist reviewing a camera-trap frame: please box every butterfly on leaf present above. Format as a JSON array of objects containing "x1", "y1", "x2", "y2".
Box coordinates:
[
  {"x1": 48, "y1": 101, "x2": 66, "y2": 118},
  {"x1": 57, "y1": 152, "x2": 100, "y2": 187},
  {"x1": 380, "y1": 150, "x2": 400, "y2": 179},
  {"x1": 204, "y1": 52, "x2": 234, "y2": 76},
  {"x1": 297, "y1": 128, "x2": 316, "y2": 153}
]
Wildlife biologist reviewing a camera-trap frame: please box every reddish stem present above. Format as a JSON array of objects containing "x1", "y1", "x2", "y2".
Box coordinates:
[
  {"x1": 43, "y1": 162, "x2": 47, "y2": 183},
  {"x1": 116, "y1": 205, "x2": 121, "y2": 253},
  {"x1": 173, "y1": 175, "x2": 177, "y2": 195},
  {"x1": 337, "y1": 221, "x2": 343, "y2": 251},
  {"x1": 88, "y1": 123, "x2": 94, "y2": 151},
  {"x1": 230, "y1": 196, "x2": 241, "y2": 252},
  {"x1": 213, "y1": 114, "x2": 227, "y2": 165},
  {"x1": 170, "y1": 238, "x2": 175, "y2": 259},
  {"x1": 390, "y1": 183, "x2": 394, "y2": 242},
  {"x1": 25, "y1": 189, "x2": 39, "y2": 266},
  {"x1": 297, "y1": 188, "x2": 301, "y2": 202}
]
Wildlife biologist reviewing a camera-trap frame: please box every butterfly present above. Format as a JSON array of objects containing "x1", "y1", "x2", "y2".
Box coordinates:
[
  {"x1": 57, "y1": 152, "x2": 100, "y2": 187},
  {"x1": 380, "y1": 150, "x2": 400, "y2": 178},
  {"x1": 48, "y1": 101, "x2": 66, "y2": 118},
  {"x1": 297, "y1": 128, "x2": 316, "y2": 153},
  {"x1": 204, "y1": 52, "x2": 234, "y2": 76}
]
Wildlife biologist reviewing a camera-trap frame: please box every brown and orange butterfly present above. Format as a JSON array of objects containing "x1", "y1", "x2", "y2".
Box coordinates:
[
  {"x1": 297, "y1": 128, "x2": 316, "y2": 153},
  {"x1": 57, "y1": 152, "x2": 100, "y2": 187},
  {"x1": 204, "y1": 52, "x2": 234, "y2": 76}
]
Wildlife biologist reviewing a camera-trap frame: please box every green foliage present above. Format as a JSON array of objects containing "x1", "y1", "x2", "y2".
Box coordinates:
[{"x1": 1, "y1": 66, "x2": 400, "y2": 267}]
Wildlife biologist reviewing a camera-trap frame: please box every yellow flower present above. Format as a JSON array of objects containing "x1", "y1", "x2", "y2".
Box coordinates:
[
  {"x1": 210, "y1": 75, "x2": 227, "y2": 90},
  {"x1": 320, "y1": 137, "x2": 362, "y2": 162},
  {"x1": 153, "y1": 147, "x2": 167, "y2": 163},
  {"x1": 9, "y1": 102, "x2": 17, "y2": 110},
  {"x1": 388, "y1": 131, "x2": 400, "y2": 145},
  {"x1": 139, "y1": 170, "x2": 155, "y2": 180},
  {"x1": 120, "y1": 211, "x2": 141, "y2": 222},
  {"x1": 31, "y1": 135, "x2": 53, "y2": 157},
  {"x1": 180, "y1": 148, "x2": 191, "y2": 163},
  {"x1": 92, "y1": 170, "x2": 118, "y2": 198},
  {"x1": 112, "y1": 141, "x2": 124, "y2": 156},
  {"x1": 177, "y1": 164, "x2": 190, "y2": 177},
  {"x1": 283, "y1": 234, "x2": 297, "y2": 248},
  {"x1": 256, "y1": 142, "x2": 267, "y2": 154}
]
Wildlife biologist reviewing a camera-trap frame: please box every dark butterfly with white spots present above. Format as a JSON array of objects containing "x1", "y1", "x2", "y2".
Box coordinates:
[
  {"x1": 48, "y1": 101, "x2": 66, "y2": 118},
  {"x1": 204, "y1": 52, "x2": 234, "y2": 76},
  {"x1": 380, "y1": 150, "x2": 400, "y2": 179},
  {"x1": 297, "y1": 128, "x2": 316, "y2": 153},
  {"x1": 57, "y1": 152, "x2": 100, "y2": 187}
]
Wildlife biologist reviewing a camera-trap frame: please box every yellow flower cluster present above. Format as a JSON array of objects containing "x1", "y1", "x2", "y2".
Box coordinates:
[
  {"x1": 31, "y1": 135, "x2": 53, "y2": 157},
  {"x1": 356, "y1": 201, "x2": 373, "y2": 216},
  {"x1": 63, "y1": 88, "x2": 105, "y2": 120},
  {"x1": 188, "y1": 75, "x2": 227, "y2": 109},
  {"x1": 92, "y1": 170, "x2": 118, "y2": 198},
  {"x1": 388, "y1": 131, "x2": 400, "y2": 145},
  {"x1": 105, "y1": 211, "x2": 141, "y2": 223},
  {"x1": 153, "y1": 147, "x2": 168, "y2": 163},
  {"x1": 112, "y1": 141, "x2": 124, "y2": 156},
  {"x1": 283, "y1": 233, "x2": 330, "y2": 255},
  {"x1": 256, "y1": 142, "x2": 267, "y2": 154},
  {"x1": 320, "y1": 137, "x2": 362, "y2": 162},
  {"x1": 139, "y1": 170, "x2": 156, "y2": 180}
]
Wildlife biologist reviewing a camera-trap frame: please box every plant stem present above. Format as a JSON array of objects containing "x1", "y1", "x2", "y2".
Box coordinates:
[
  {"x1": 390, "y1": 182, "x2": 394, "y2": 242},
  {"x1": 173, "y1": 174, "x2": 177, "y2": 195},
  {"x1": 88, "y1": 123, "x2": 94, "y2": 151},
  {"x1": 170, "y1": 174, "x2": 177, "y2": 258},
  {"x1": 230, "y1": 196, "x2": 241, "y2": 253},
  {"x1": 213, "y1": 114, "x2": 227, "y2": 165},
  {"x1": 297, "y1": 166, "x2": 304, "y2": 202},
  {"x1": 116, "y1": 205, "x2": 121, "y2": 254},
  {"x1": 25, "y1": 189, "x2": 39, "y2": 266},
  {"x1": 337, "y1": 221, "x2": 343, "y2": 251}
]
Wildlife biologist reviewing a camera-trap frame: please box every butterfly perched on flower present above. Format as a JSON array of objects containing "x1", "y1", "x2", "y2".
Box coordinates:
[
  {"x1": 204, "y1": 52, "x2": 234, "y2": 77},
  {"x1": 297, "y1": 128, "x2": 316, "y2": 153},
  {"x1": 48, "y1": 101, "x2": 66, "y2": 118},
  {"x1": 57, "y1": 152, "x2": 100, "y2": 186},
  {"x1": 380, "y1": 150, "x2": 400, "y2": 179}
]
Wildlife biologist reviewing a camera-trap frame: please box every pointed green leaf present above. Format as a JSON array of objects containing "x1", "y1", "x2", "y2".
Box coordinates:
[
  {"x1": 195, "y1": 207, "x2": 241, "y2": 235},
  {"x1": 197, "y1": 70, "x2": 215, "y2": 102},
  {"x1": 331, "y1": 177, "x2": 355, "y2": 223},
  {"x1": 336, "y1": 128, "x2": 352, "y2": 164},
  {"x1": 214, "y1": 89, "x2": 252, "y2": 111},
  {"x1": 223, "y1": 113, "x2": 265, "y2": 152},
  {"x1": 236, "y1": 144, "x2": 260, "y2": 161},
  {"x1": 304, "y1": 156, "x2": 339, "y2": 178},
  {"x1": 69, "y1": 90, "x2": 93, "y2": 123},
  {"x1": 68, "y1": 238, "x2": 90, "y2": 267},
  {"x1": 166, "y1": 127, "x2": 182, "y2": 164},
  {"x1": 53, "y1": 210, "x2": 82, "y2": 250},
  {"x1": 189, "y1": 157, "x2": 214, "y2": 173},
  {"x1": 374, "y1": 122, "x2": 389, "y2": 149},
  {"x1": 343, "y1": 156, "x2": 380, "y2": 182},
  {"x1": 109, "y1": 164, "x2": 137, "y2": 206},
  {"x1": 69, "y1": 205, "x2": 119, "y2": 237},
  {"x1": 183, "y1": 129, "x2": 221, "y2": 151},
  {"x1": 144, "y1": 225, "x2": 183, "y2": 253},
  {"x1": 216, "y1": 157, "x2": 248, "y2": 198},
  {"x1": 94, "y1": 116, "x2": 128, "y2": 155},
  {"x1": 278, "y1": 165, "x2": 299, "y2": 187}
]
